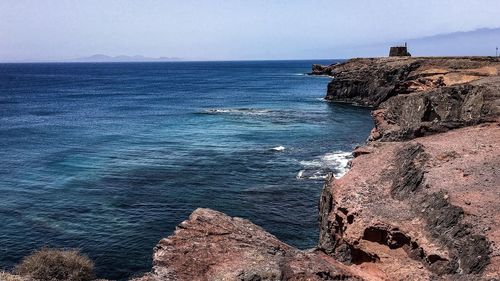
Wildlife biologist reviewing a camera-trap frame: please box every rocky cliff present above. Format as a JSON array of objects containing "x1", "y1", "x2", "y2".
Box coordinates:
[
  {"x1": 135, "y1": 57, "x2": 500, "y2": 281},
  {"x1": 316, "y1": 57, "x2": 500, "y2": 141},
  {"x1": 132, "y1": 208, "x2": 365, "y2": 281},
  {"x1": 316, "y1": 57, "x2": 500, "y2": 280}
]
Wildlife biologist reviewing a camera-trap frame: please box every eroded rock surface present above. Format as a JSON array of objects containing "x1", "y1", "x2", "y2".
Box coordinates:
[
  {"x1": 315, "y1": 57, "x2": 500, "y2": 280},
  {"x1": 315, "y1": 57, "x2": 500, "y2": 141},
  {"x1": 318, "y1": 123, "x2": 500, "y2": 280},
  {"x1": 133, "y1": 208, "x2": 363, "y2": 281}
]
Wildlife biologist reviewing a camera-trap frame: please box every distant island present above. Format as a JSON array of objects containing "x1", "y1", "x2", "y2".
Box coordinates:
[{"x1": 71, "y1": 54, "x2": 183, "y2": 62}]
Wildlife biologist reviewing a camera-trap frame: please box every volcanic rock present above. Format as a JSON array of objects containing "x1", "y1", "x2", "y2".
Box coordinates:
[
  {"x1": 132, "y1": 208, "x2": 364, "y2": 281},
  {"x1": 318, "y1": 123, "x2": 500, "y2": 280},
  {"x1": 314, "y1": 57, "x2": 500, "y2": 141},
  {"x1": 315, "y1": 57, "x2": 500, "y2": 280}
]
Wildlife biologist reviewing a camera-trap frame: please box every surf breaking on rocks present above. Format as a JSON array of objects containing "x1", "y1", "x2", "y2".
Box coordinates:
[{"x1": 297, "y1": 151, "x2": 352, "y2": 180}]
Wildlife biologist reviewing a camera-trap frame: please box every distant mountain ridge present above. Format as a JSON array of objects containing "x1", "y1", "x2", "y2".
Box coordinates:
[{"x1": 72, "y1": 54, "x2": 183, "y2": 62}]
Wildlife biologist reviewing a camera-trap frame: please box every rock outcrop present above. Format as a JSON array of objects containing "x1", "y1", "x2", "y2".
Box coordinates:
[
  {"x1": 316, "y1": 57, "x2": 500, "y2": 141},
  {"x1": 310, "y1": 64, "x2": 337, "y2": 76},
  {"x1": 135, "y1": 57, "x2": 499, "y2": 281},
  {"x1": 132, "y1": 208, "x2": 363, "y2": 281},
  {"x1": 315, "y1": 57, "x2": 500, "y2": 281},
  {"x1": 318, "y1": 124, "x2": 500, "y2": 280}
]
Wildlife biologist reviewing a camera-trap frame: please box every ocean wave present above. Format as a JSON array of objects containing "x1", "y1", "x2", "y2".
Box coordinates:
[
  {"x1": 296, "y1": 169, "x2": 330, "y2": 180},
  {"x1": 270, "y1": 146, "x2": 285, "y2": 152},
  {"x1": 297, "y1": 151, "x2": 352, "y2": 180},
  {"x1": 202, "y1": 108, "x2": 272, "y2": 116}
]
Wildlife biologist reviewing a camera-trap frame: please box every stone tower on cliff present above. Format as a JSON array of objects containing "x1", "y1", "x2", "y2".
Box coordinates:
[{"x1": 389, "y1": 42, "x2": 411, "y2": 57}]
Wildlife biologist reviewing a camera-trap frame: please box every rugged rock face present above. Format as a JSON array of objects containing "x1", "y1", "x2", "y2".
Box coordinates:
[
  {"x1": 315, "y1": 57, "x2": 500, "y2": 141},
  {"x1": 315, "y1": 57, "x2": 499, "y2": 105},
  {"x1": 315, "y1": 57, "x2": 500, "y2": 281},
  {"x1": 310, "y1": 64, "x2": 337, "y2": 76},
  {"x1": 318, "y1": 124, "x2": 500, "y2": 280},
  {"x1": 133, "y1": 208, "x2": 364, "y2": 281}
]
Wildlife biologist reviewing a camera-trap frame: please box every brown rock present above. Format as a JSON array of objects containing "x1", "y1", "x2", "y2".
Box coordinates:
[
  {"x1": 353, "y1": 147, "x2": 371, "y2": 158},
  {"x1": 318, "y1": 123, "x2": 500, "y2": 280},
  {"x1": 309, "y1": 63, "x2": 337, "y2": 76},
  {"x1": 133, "y1": 208, "x2": 363, "y2": 281},
  {"x1": 318, "y1": 57, "x2": 500, "y2": 141}
]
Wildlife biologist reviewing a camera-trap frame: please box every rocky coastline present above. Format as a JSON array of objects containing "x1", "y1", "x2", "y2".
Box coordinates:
[{"x1": 133, "y1": 57, "x2": 500, "y2": 281}]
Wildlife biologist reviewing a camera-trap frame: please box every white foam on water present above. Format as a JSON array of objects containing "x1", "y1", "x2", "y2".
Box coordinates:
[
  {"x1": 270, "y1": 146, "x2": 285, "y2": 152},
  {"x1": 299, "y1": 159, "x2": 322, "y2": 167},
  {"x1": 204, "y1": 108, "x2": 272, "y2": 116},
  {"x1": 322, "y1": 152, "x2": 352, "y2": 178},
  {"x1": 296, "y1": 170, "x2": 305, "y2": 179},
  {"x1": 297, "y1": 151, "x2": 353, "y2": 180}
]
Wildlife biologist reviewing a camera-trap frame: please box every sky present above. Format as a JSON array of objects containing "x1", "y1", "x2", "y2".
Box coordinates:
[{"x1": 1, "y1": 0, "x2": 500, "y2": 61}]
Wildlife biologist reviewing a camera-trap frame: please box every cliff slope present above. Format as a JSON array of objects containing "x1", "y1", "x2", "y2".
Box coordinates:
[
  {"x1": 316, "y1": 57, "x2": 500, "y2": 280},
  {"x1": 316, "y1": 57, "x2": 500, "y2": 141},
  {"x1": 135, "y1": 57, "x2": 499, "y2": 281}
]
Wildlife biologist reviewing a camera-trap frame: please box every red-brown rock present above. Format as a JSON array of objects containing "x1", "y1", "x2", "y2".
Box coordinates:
[
  {"x1": 318, "y1": 122, "x2": 500, "y2": 280},
  {"x1": 133, "y1": 208, "x2": 363, "y2": 281},
  {"x1": 315, "y1": 57, "x2": 500, "y2": 141}
]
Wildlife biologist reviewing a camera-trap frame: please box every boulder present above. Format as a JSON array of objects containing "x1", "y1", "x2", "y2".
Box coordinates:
[{"x1": 132, "y1": 208, "x2": 363, "y2": 281}]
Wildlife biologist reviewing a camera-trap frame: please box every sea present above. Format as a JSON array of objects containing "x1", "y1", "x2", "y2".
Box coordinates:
[{"x1": 0, "y1": 60, "x2": 373, "y2": 279}]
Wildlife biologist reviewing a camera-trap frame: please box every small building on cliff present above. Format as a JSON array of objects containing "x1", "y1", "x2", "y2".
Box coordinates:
[{"x1": 389, "y1": 43, "x2": 411, "y2": 57}]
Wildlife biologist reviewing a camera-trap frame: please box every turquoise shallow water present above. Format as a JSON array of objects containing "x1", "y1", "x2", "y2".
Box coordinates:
[{"x1": 0, "y1": 60, "x2": 373, "y2": 279}]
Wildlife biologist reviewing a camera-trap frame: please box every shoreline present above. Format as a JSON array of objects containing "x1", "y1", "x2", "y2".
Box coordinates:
[
  {"x1": 132, "y1": 56, "x2": 499, "y2": 281},
  {"x1": 3, "y1": 57, "x2": 498, "y2": 280},
  {"x1": 1, "y1": 60, "x2": 370, "y2": 281}
]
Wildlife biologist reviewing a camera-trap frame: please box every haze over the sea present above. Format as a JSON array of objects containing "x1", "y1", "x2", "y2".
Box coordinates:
[{"x1": 1, "y1": 0, "x2": 500, "y2": 61}]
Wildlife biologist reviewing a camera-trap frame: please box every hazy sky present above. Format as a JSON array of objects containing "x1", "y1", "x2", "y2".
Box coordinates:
[{"x1": 1, "y1": 0, "x2": 500, "y2": 61}]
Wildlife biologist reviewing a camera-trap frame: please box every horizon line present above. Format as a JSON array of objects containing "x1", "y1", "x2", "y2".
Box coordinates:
[
  {"x1": 0, "y1": 58, "x2": 347, "y2": 64},
  {"x1": 2, "y1": 55, "x2": 500, "y2": 64}
]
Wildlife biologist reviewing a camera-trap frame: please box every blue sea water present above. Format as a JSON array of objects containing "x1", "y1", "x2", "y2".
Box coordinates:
[{"x1": 0, "y1": 61, "x2": 373, "y2": 279}]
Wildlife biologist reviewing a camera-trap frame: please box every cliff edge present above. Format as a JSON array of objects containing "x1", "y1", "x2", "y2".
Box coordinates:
[
  {"x1": 135, "y1": 57, "x2": 500, "y2": 281},
  {"x1": 316, "y1": 57, "x2": 500, "y2": 141},
  {"x1": 316, "y1": 57, "x2": 500, "y2": 280},
  {"x1": 132, "y1": 208, "x2": 364, "y2": 281}
]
